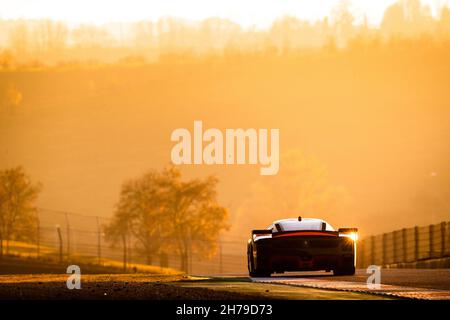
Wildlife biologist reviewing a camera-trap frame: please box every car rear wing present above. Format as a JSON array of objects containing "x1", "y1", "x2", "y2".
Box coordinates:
[
  {"x1": 252, "y1": 229, "x2": 272, "y2": 236},
  {"x1": 338, "y1": 228, "x2": 358, "y2": 233}
]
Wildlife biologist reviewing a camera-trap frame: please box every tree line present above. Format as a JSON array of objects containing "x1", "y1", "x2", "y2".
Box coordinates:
[
  {"x1": 1, "y1": 0, "x2": 450, "y2": 67},
  {"x1": 0, "y1": 166, "x2": 229, "y2": 273}
]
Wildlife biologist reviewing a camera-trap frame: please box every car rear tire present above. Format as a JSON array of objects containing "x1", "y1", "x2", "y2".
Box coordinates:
[
  {"x1": 333, "y1": 265, "x2": 355, "y2": 276},
  {"x1": 249, "y1": 267, "x2": 272, "y2": 277},
  {"x1": 248, "y1": 247, "x2": 271, "y2": 278},
  {"x1": 250, "y1": 272, "x2": 271, "y2": 277}
]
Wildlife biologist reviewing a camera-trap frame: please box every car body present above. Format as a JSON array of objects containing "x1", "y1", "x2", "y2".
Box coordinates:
[{"x1": 247, "y1": 217, "x2": 357, "y2": 277}]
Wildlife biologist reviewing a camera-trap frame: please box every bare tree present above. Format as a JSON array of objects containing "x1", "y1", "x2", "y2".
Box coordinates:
[
  {"x1": 0, "y1": 167, "x2": 41, "y2": 257},
  {"x1": 233, "y1": 150, "x2": 351, "y2": 238},
  {"x1": 35, "y1": 20, "x2": 68, "y2": 52},
  {"x1": 9, "y1": 21, "x2": 30, "y2": 56},
  {"x1": 163, "y1": 172, "x2": 229, "y2": 272},
  {"x1": 104, "y1": 211, "x2": 131, "y2": 271},
  {"x1": 105, "y1": 167, "x2": 229, "y2": 272}
]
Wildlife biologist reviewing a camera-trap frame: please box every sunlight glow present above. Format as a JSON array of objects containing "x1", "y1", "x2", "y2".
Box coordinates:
[
  {"x1": 349, "y1": 232, "x2": 359, "y2": 242},
  {"x1": 0, "y1": 0, "x2": 443, "y2": 28}
]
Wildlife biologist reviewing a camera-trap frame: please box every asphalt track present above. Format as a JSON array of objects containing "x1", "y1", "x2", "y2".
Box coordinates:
[
  {"x1": 0, "y1": 269, "x2": 448, "y2": 300},
  {"x1": 206, "y1": 269, "x2": 450, "y2": 300},
  {"x1": 271, "y1": 268, "x2": 450, "y2": 290}
]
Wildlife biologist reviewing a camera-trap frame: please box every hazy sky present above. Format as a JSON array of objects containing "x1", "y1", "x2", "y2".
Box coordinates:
[{"x1": 0, "y1": 0, "x2": 443, "y2": 28}]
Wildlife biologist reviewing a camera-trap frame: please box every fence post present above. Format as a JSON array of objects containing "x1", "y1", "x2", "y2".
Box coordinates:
[
  {"x1": 414, "y1": 226, "x2": 419, "y2": 261},
  {"x1": 122, "y1": 232, "x2": 127, "y2": 272},
  {"x1": 219, "y1": 238, "x2": 223, "y2": 274},
  {"x1": 402, "y1": 228, "x2": 407, "y2": 263},
  {"x1": 359, "y1": 239, "x2": 365, "y2": 268},
  {"x1": 188, "y1": 232, "x2": 193, "y2": 274},
  {"x1": 56, "y1": 225, "x2": 63, "y2": 263},
  {"x1": 96, "y1": 216, "x2": 101, "y2": 265},
  {"x1": 128, "y1": 230, "x2": 133, "y2": 265},
  {"x1": 36, "y1": 220, "x2": 40, "y2": 259},
  {"x1": 65, "y1": 213, "x2": 70, "y2": 260},
  {"x1": 441, "y1": 222, "x2": 447, "y2": 257},
  {"x1": 370, "y1": 235, "x2": 375, "y2": 266},
  {"x1": 393, "y1": 231, "x2": 397, "y2": 264},
  {"x1": 429, "y1": 224, "x2": 434, "y2": 259}
]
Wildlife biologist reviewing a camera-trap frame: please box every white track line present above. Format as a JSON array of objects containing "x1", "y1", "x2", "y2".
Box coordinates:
[{"x1": 251, "y1": 277, "x2": 450, "y2": 300}]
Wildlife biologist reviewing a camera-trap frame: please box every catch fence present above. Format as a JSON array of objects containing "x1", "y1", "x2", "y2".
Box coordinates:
[
  {"x1": 3, "y1": 207, "x2": 247, "y2": 274},
  {"x1": 357, "y1": 221, "x2": 449, "y2": 268}
]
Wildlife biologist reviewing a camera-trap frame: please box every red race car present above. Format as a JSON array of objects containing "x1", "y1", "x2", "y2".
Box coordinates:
[{"x1": 247, "y1": 217, "x2": 358, "y2": 277}]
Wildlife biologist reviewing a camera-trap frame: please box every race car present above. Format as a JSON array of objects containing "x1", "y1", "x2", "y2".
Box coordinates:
[{"x1": 247, "y1": 217, "x2": 358, "y2": 277}]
